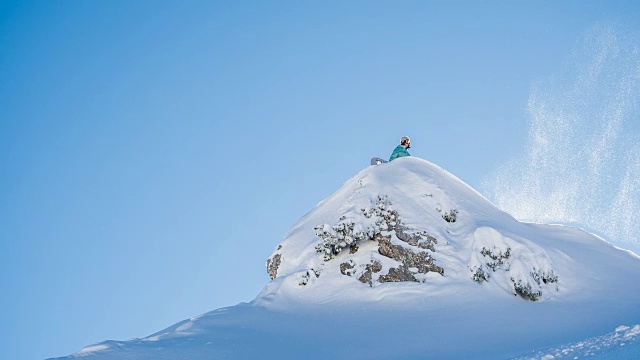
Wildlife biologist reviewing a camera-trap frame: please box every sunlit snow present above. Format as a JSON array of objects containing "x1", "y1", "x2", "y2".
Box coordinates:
[{"x1": 51, "y1": 157, "x2": 640, "y2": 360}]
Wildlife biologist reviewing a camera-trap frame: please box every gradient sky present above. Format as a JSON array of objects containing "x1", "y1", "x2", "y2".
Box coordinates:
[{"x1": 2, "y1": 1, "x2": 640, "y2": 359}]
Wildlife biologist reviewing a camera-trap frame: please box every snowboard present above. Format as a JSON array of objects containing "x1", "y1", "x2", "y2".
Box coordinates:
[{"x1": 370, "y1": 157, "x2": 388, "y2": 165}]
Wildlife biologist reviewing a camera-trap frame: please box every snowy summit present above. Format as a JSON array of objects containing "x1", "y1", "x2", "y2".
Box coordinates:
[{"x1": 52, "y1": 157, "x2": 640, "y2": 359}]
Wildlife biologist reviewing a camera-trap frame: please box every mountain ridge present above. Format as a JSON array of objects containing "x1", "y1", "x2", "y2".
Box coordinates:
[{"x1": 51, "y1": 157, "x2": 640, "y2": 359}]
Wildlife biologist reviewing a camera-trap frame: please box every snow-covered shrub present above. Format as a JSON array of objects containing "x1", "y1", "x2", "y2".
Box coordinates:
[
  {"x1": 507, "y1": 266, "x2": 559, "y2": 301},
  {"x1": 471, "y1": 266, "x2": 490, "y2": 282},
  {"x1": 314, "y1": 195, "x2": 443, "y2": 285},
  {"x1": 471, "y1": 246, "x2": 511, "y2": 283},
  {"x1": 504, "y1": 261, "x2": 559, "y2": 301},
  {"x1": 316, "y1": 195, "x2": 440, "y2": 261},
  {"x1": 299, "y1": 269, "x2": 319, "y2": 286},
  {"x1": 511, "y1": 277, "x2": 542, "y2": 301},
  {"x1": 530, "y1": 268, "x2": 558, "y2": 285},
  {"x1": 481, "y1": 246, "x2": 511, "y2": 271},
  {"x1": 441, "y1": 209, "x2": 459, "y2": 223},
  {"x1": 469, "y1": 227, "x2": 559, "y2": 301},
  {"x1": 314, "y1": 220, "x2": 371, "y2": 261},
  {"x1": 314, "y1": 196, "x2": 398, "y2": 261},
  {"x1": 505, "y1": 262, "x2": 559, "y2": 301}
]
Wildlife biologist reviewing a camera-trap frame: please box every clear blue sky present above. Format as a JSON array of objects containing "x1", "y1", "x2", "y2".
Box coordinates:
[{"x1": 2, "y1": 1, "x2": 639, "y2": 359}]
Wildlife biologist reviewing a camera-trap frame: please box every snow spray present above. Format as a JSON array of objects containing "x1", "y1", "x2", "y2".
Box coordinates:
[{"x1": 483, "y1": 23, "x2": 640, "y2": 249}]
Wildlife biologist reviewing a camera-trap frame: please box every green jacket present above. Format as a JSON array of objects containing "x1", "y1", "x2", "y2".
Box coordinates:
[{"x1": 389, "y1": 144, "x2": 410, "y2": 161}]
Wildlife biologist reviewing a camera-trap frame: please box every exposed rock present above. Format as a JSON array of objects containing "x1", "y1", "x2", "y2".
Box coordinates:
[
  {"x1": 376, "y1": 234, "x2": 444, "y2": 276},
  {"x1": 340, "y1": 261, "x2": 355, "y2": 275},
  {"x1": 349, "y1": 244, "x2": 359, "y2": 254},
  {"x1": 395, "y1": 224, "x2": 437, "y2": 251},
  {"x1": 379, "y1": 265, "x2": 419, "y2": 283},
  {"x1": 266, "y1": 254, "x2": 281, "y2": 280},
  {"x1": 358, "y1": 260, "x2": 382, "y2": 286}
]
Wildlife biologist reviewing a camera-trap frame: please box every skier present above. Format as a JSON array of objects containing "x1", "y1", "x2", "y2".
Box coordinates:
[{"x1": 389, "y1": 136, "x2": 411, "y2": 161}]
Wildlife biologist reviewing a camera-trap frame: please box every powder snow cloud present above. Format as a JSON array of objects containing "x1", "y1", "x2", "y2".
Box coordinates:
[{"x1": 483, "y1": 24, "x2": 640, "y2": 247}]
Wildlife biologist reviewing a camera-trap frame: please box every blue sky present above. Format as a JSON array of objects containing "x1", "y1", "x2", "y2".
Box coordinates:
[{"x1": 2, "y1": 1, "x2": 640, "y2": 359}]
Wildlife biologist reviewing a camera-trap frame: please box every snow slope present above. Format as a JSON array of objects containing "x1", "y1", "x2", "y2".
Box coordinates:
[
  {"x1": 516, "y1": 325, "x2": 640, "y2": 359},
  {"x1": 50, "y1": 157, "x2": 640, "y2": 359}
]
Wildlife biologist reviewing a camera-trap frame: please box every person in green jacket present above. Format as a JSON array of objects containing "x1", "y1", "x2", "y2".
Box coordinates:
[{"x1": 389, "y1": 136, "x2": 411, "y2": 161}]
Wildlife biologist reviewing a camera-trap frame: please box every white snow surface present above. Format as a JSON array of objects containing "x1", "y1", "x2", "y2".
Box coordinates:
[
  {"x1": 51, "y1": 157, "x2": 640, "y2": 360},
  {"x1": 516, "y1": 324, "x2": 640, "y2": 359}
]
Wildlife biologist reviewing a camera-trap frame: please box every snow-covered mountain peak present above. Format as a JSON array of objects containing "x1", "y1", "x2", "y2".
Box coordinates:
[
  {"x1": 259, "y1": 157, "x2": 621, "y2": 308},
  {"x1": 52, "y1": 157, "x2": 640, "y2": 360}
]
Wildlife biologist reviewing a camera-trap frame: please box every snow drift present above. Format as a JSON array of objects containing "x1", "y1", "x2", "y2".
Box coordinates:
[{"x1": 51, "y1": 157, "x2": 640, "y2": 359}]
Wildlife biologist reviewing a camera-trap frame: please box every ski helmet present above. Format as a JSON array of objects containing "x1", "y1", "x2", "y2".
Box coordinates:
[{"x1": 400, "y1": 136, "x2": 410, "y2": 145}]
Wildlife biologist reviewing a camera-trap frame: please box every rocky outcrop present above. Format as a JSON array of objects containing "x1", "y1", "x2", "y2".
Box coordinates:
[
  {"x1": 349, "y1": 244, "x2": 359, "y2": 254},
  {"x1": 376, "y1": 234, "x2": 444, "y2": 282},
  {"x1": 357, "y1": 260, "x2": 382, "y2": 286},
  {"x1": 394, "y1": 224, "x2": 436, "y2": 252},
  {"x1": 340, "y1": 261, "x2": 355, "y2": 275},
  {"x1": 378, "y1": 265, "x2": 418, "y2": 283},
  {"x1": 266, "y1": 254, "x2": 281, "y2": 280}
]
